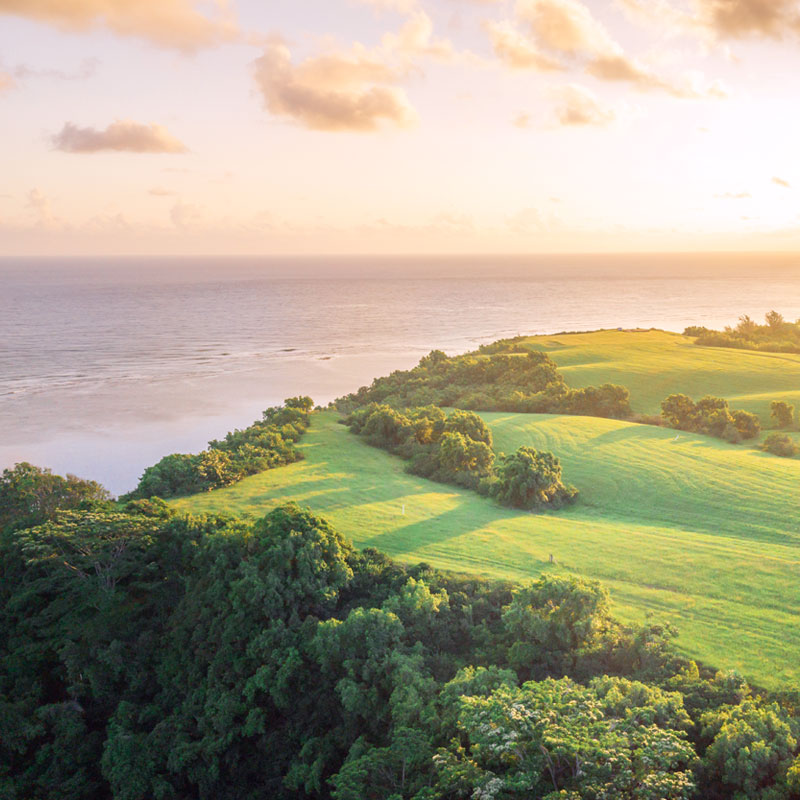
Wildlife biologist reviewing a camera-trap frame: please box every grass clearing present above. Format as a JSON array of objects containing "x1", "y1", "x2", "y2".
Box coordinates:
[
  {"x1": 525, "y1": 328, "x2": 800, "y2": 419},
  {"x1": 174, "y1": 408, "x2": 800, "y2": 688}
]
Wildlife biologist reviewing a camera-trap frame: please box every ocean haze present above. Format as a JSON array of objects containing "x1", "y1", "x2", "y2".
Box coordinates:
[{"x1": 3, "y1": 253, "x2": 800, "y2": 494}]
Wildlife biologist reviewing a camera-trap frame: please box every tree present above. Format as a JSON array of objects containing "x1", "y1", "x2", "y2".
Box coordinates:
[
  {"x1": 762, "y1": 432, "x2": 800, "y2": 458},
  {"x1": 434, "y1": 677, "x2": 696, "y2": 800},
  {"x1": 661, "y1": 394, "x2": 697, "y2": 430},
  {"x1": 700, "y1": 700, "x2": 798, "y2": 800},
  {"x1": 443, "y1": 410, "x2": 493, "y2": 447},
  {"x1": 736, "y1": 314, "x2": 757, "y2": 337},
  {"x1": 438, "y1": 432, "x2": 494, "y2": 476},
  {"x1": 490, "y1": 447, "x2": 577, "y2": 510},
  {"x1": 285, "y1": 395, "x2": 315, "y2": 411},
  {"x1": 730, "y1": 409, "x2": 760, "y2": 440},
  {"x1": 771, "y1": 401, "x2": 795, "y2": 429},
  {"x1": 502, "y1": 575, "x2": 611, "y2": 677},
  {"x1": 766, "y1": 310, "x2": 785, "y2": 331},
  {"x1": 0, "y1": 462, "x2": 112, "y2": 533}
]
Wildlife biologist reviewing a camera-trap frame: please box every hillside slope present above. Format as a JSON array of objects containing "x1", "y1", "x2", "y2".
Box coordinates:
[
  {"x1": 174, "y1": 410, "x2": 800, "y2": 688},
  {"x1": 524, "y1": 329, "x2": 800, "y2": 418}
]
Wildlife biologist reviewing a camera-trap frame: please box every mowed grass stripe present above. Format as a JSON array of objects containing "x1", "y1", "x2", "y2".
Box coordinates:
[{"x1": 174, "y1": 410, "x2": 800, "y2": 688}]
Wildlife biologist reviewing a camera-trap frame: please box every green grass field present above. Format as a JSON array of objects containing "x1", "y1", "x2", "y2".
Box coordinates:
[
  {"x1": 526, "y1": 328, "x2": 800, "y2": 420},
  {"x1": 174, "y1": 402, "x2": 800, "y2": 688}
]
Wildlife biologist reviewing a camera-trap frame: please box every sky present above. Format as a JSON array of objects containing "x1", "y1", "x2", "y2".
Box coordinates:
[{"x1": 2, "y1": 0, "x2": 800, "y2": 255}]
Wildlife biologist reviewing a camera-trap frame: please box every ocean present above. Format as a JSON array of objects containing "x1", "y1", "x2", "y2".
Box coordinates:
[{"x1": 3, "y1": 253, "x2": 800, "y2": 495}]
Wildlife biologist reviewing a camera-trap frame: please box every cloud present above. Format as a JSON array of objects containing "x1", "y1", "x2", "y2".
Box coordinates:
[
  {"x1": 696, "y1": 0, "x2": 800, "y2": 39},
  {"x1": 484, "y1": 19, "x2": 564, "y2": 69},
  {"x1": 516, "y1": 0, "x2": 618, "y2": 57},
  {"x1": 552, "y1": 83, "x2": 615, "y2": 125},
  {"x1": 0, "y1": 71, "x2": 15, "y2": 92},
  {"x1": 13, "y1": 58, "x2": 98, "y2": 81},
  {"x1": 381, "y1": 10, "x2": 456, "y2": 60},
  {"x1": 513, "y1": 111, "x2": 532, "y2": 127},
  {"x1": 252, "y1": 41, "x2": 415, "y2": 132},
  {"x1": 485, "y1": 0, "x2": 728, "y2": 98},
  {"x1": 0, "y1": 0, "x2": 238, "y2": 51},
  {"x1": 773, "y1": 176, "x2": 792, "y2": 188},
  {"x1": 52, "y1": 120, "x2": 188, "y2": 153},
  {"x1": 149, "y1": 186, "x2": 177, "y2": 196},
  {"x1": 715, "y1": 191, "x2": 752, "y2": 199}
]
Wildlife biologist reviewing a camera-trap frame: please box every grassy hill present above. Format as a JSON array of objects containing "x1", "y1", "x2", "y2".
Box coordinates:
[
  {"x1": 173, "y1": 408, "x2": 800, "y2": 689},
  {"x1": 524, "y1": 328, "x2": 800, "y2": 419}
]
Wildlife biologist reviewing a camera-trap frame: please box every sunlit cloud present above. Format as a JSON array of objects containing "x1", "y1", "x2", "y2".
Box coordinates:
[
  {"x1": 517, "y1": 0, "x2": 619, "y2": 57},
  {"x1": 0, "y1": 71, "x2": 15, "y2": 92},
  {"x1": 715, "y1": 191, "x2": 752, "y2": 199},
  {"x1": 486, "y1": 0, "x2": 726, "y2": 98},
  {"x1": 381, "y1": 10, "x2": 456, "y2": 60},
  {"x1": 52, "y1": 120, "x2": 188, "y2": 154},
  {"x1": 252, "y1": 40, "x2": 416, "y2": 132},
  {"x1": 149, "y1": 187, "x2": 177, "y2": 197},
  {"x1": 0, "y1": 0, "x2": 238, "y2": 51},
  {"x1": 696, "y1": 0, "x2": 800, "y2": 39},
  {"x1": 552, "y1": 83, "x2": 616, "y2": 126},
  {"x1": 773, "y1": 176, "x2": 792, "y2": 188},
  {"x1": 484, "y1": 19, "x2": 564, "y2": 69}
]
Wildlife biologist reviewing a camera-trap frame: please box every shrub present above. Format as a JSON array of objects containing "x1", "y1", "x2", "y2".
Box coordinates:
[
  {"x1": 490, "y1": 446, "x2": 578, "y2": 510},
  {"x1": 771, "y1": 400, "x2": 795, "y2": 429},
  {"x1": 762, "y1": 433, "x2": 800, "y2": 458}
]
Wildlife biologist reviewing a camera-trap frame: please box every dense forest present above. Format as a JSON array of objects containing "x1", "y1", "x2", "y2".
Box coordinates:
[
  {"x1": 685, "y1": 311, "x2": 800, "y2": 354},
  {"x1": 4, "y1": 465, "x2": 800, "y2": 800},
  {"x1": 336, "y1": 348, "x2": 631, "y2": 419}
]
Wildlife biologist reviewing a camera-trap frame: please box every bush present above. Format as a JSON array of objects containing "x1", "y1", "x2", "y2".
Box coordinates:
[
  {"x1": 762, "y1": 433, "x2": 800, "y2": 458},
  {"x1": 771, "y1": 401, "x2": 795, "y2": 429},
  {"x1": 490, "y1": 446, "x2": 578, "y2": 510},
  {"x1": 660, "y1": 394, "x2": 760, "y2": 441}
]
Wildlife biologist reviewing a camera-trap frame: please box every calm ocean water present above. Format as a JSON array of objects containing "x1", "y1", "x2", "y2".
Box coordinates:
[{"x1": 3, "y1": 253, "x2": 800, "y2": 494}]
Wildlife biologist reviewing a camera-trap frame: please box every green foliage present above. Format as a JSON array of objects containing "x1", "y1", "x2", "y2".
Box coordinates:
[
  {"x1": 124, "y1": 398, "x2": 312, "y2": 500},
  {"x1": 3, "y1": 500, "x2": 800, "y2": 800},
  {"x1": 700, "y1": 700, "x2": 799, "y2": 799},
  {"x1": 490, "y1": 446, "x2": 577, "y2": 510},
  {"x1": 661, "y1": 394, "x2": 761, "y2": 441},
  {"x1": 762, "y1": 432, "x2": 800, "y2": 458},
  {"x1": 435, "y1": 676, "x2": 697, "y2": 799},
  {"x1": 345, "y1": 405, "x2": 576, "y2": 508},
  {"x1": 687, "y1": 311, "x2": 800, "y2": 355},
  {"x1": 771, "y1": 401, "x2": 796, "y2": 429},
  {"x1": 0, "y1": 462, "x2": 112, "y2": 533},
  {"x1": 338, "y1": 347, "x2": 632, "y2": 419},
  {"x1": 502, "y1": 575, "x2": 612, "y2": 678}
]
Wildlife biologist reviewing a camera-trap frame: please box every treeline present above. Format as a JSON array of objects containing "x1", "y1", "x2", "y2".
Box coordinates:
[
  {"x1": 338, "y1": 349, "x2": 631, "y2": 419},
  {"x1": 122, "y1": 396, "x2": 314, "y2": 500},
  {"x1": 4, "y1": 496, "x2": 800, "y2": 800},
  {"x1": 661, "y1": 394, "x2": 761, "y2": 442},
  {"x1": 686, "y1": 311, "x2": 800, "y2": 354},
  {"x1": 345, "y1": 404, "x2": 577, "y2": 510}
]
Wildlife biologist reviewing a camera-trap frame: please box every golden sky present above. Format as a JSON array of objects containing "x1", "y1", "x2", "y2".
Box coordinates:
[{"x1": 2, "y1": 0, "x2": 800, "y2": 254}]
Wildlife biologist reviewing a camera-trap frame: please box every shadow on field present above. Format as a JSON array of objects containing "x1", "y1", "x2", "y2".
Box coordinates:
[{"x1": 357, "y1": 505, "x2": 482, "y2": 554}]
